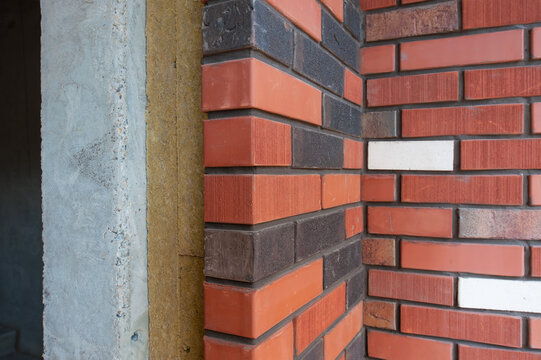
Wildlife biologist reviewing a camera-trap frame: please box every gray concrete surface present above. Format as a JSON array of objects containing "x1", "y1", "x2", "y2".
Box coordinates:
[
  {"x1": 0, "y1": 0, "x2": 43, "y2": 356},
  {"x1": 41, "y1": 1, "x2": 148, "y2": 359}
]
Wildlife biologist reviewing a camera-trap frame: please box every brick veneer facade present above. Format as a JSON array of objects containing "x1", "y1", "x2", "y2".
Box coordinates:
[{"x1": 201, "y1": 0, "x2": 541, "y2": 359}]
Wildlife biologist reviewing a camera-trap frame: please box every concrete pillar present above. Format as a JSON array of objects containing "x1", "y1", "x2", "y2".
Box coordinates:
[{"x1": 41, "y1": 1, "x2": 148, "y2": 359}]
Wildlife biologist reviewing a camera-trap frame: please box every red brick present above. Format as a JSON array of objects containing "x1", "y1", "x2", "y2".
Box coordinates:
[
  {"x1": 369, "y1": 270, "x2": 454, "y2": 306},
  {"x1": 366, "y1": 1, "x2": 458, "y2": 41},
  {"x1": 368, "y1": 206, "x2": 453, "y2": 238},
  {"x1": 294, "y1": 283, "x2": 346, "y2": 354},
  {"x1": 364, "y1": 301, "x2": 397, "y2": 330},
  {"x1": 360, "y1": 45, "x2": 396, "y2": 74},
  {"x1": 324, "y1": 302, "x2": 363, "y2": 360},
  {"x1": 531, "y1": 318, "x2": 541, "y2": 349},
  {"x1": 465, "y1": 66, "x2": 541, "y2": 100},
  {"x1": 345, "y1": 206, "x2": 363, "y2": 238},
  {"x1": 321, "y1": 0, "x2": 343, "y2": 21},
  {"x1": 202, "y1": 58, "x2": 321, "y2": 125},
  {"x1": 402, "y1": 240, "x2": 524, "y2": 277},
  {"x1": 462, "y1": 139, "x2": 541, "y2": 170},
  {"x1": 402, "y1": 0, "x2": 430, "y2": 3},
  {"x1": 463, "y1": 0, "x2": 541, "y2": 29},
  {"x1": 265, "y1": 0, "x2": 322, "y2": 41},
  {"x1": 402, "y1": 305, "x2": 523, "y2": 348},
  {"x1": 532, "y1": 28, "x2": 541, "y2": 59},
  {"x1": 532, "y1": 103, "x2": 541, "y2": 134},
  {"x1": 360, "y1": 0, "x2": 396, "y2": 11},
  {"x1": 322, "y1": 174, "x2": 361, "y2": 209},
  {"x1": 343, "y1": 68, "x2": 362, "y2": 106},
  {"x1": 401, "y1": 30, "x2": 524, "y2": 70},
  {"x1": 361, "y1": 175, "x2": 396, "y2": 202},
  {"x1": 204, "y1": 117, "x2": 291, "y2": 167},
  {"x1": 459, "y1": 345, "x2": 541, "y2": 360},
  {"x1": 204, "y1": 323, "x2": 293, "y2": 360},
  {"x1": 402, "y1": 104, "x2": 524, "y2": 137},
  {"x1": 204, "y1": 175, "x2": 321, "y2": 224},
  {"x1": 362, "y1": 238, "x2": 396, "y2": 266},
  {"x1": 343, "y1": 139, "x2": 363, "y2": 169},
  {"x1": 533, "y1": 247, "x2": 541, "y2": 277},
  {"x1": 530, "y1": 175, "x2": 541, "y2": 206},
  {"x1": 367, "y1": 72, "x2": 458, "y2": 107},
  {"x1": 401, "y1": 175, "x2": 523, "y2": 205},
  {"x1": 204, "y1": 259, "x2": 322, "y2": 338},
  {"x1": 368, "y1": 331, "x2": 453, "y2": 360}
]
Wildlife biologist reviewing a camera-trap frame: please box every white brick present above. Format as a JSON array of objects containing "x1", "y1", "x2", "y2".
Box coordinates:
[
  {"x1": 459, "y1": 277, "x2": 541, "y2": 314},
  {"x1": 368, "y1": 141, "x2": 454, "y2": 171}
]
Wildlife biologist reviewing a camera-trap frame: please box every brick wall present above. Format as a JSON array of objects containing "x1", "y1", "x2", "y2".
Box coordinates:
[
  {"x1": 201, "y1": 0, "x2": 364, "y2": 359},
  {"x1": 362, "y1": 0, "x2": 541, "y2": 359},
  {"x1": 201, "y1": 0, "x2": 541, "y2": 359}
]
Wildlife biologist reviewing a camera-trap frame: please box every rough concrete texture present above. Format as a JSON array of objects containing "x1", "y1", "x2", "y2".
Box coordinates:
[
  {"x1": 0, "y1": 0, "x2": 42, "y2": 356},
  {"x1": 146, "y1": 0, "x2": 205, "y2": 358},
  {"x1": 41, "y1": 1, "x2": 148, "y2": 359}
]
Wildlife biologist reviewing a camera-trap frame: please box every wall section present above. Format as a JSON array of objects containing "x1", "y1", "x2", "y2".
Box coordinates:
[
  {"x1": 201, "y1": 0, "x2": 365, "y2": 359},
  {"x1": 362, "y1": 0, "x2": 541, "y2": 359}
]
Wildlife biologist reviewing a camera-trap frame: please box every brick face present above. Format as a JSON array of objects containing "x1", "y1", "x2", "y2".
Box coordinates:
[
  {"x1": 360, "y1": 45, "x2": 396, "y2": 74},
  {"x1": 401, "y1": 175, "x2": 524, "y2": 205},
  {"x1": 459, "y1": 208, "x2": 541, "y2": 240},
  {"x1": 462, "y1": 139, "x2": 541, "y2": 170},
  {"x1": 294, "y1": 284, "x2": 346, "y2": 354},
  {"x1": 533, "y1": 247, "x2": 541, "y2": 277},
  {"x1": 369, "y1": 270, "x2": 454, "y2": 305},
  {"x1": 368, "y1": 206, "x2": 453, "y2": 238},
  {"x1": 465, "y1": 66, "x2": 541, "y2": 100},
  {"x1": 368, "y1": 331, "x2": 453, "y2": 360},
  {"x1": 463, "y1": 0, "x2": 541, "y2": 29},
  {"x1": 400, "y1": 30, "x2": 524, "y2": 70},
  {"x1": 367, "y1": 71, "x2": 459, "y2": 106},
  {"x1": 362, "y1": 238, "x2": 396, "y2": 266},
  {"x1": 324, "y1": 303, "x2": 363, "y2": 360},
  {"x1": 364, "y1": 301, "x2": 397, "y2": 330},
  {"x1": 401, "y1": 240, "x2": 524, "y2": 277},
  {"x1": 265, "y1": 0, "x2": 322, "y2": 41},
  {"x1": 361, "y1": 175, "x2": 396, "y2": 202},
  {"x1": 322, "y1": 174, "x2": 361, "y2": 209},
  {"x1": 402, "y1": 104, "x2": 524, "y2": 137},
  {"x1": 459, "y1": 345, "x2": 541, "y2": 360},
  {"x1": 401, "y1": 305, "x2": 523, "y2": 347}
]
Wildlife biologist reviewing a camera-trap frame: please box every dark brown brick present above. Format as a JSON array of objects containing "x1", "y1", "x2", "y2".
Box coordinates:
[
  {"x1": 324, "y1": 240, "x2": 362, "y2": 288},
  {"x1": 293, "y1": 128, "x2": 343, "y2": 169},
  {"x1": 296, "y1": 211, "x2": 346, "y2": 261},
  {"x1": 323, "y1": 94, "x2": 361, "y2": 136},
  {"x1": 362, "y1": 238, "x2": 396, "y2": 266},
  {"x1": 362, "y1": 111, "x2": 398, "y2": 138},
  {"x1": 366, "y1": 1, "x2": 458, "y2": 42},
  {"x1": 322, "y1": 10, "x2": 360, "y2": 70},
  {"x1": 459, "y1": 208, "x2": 541, "y2": 240},
  {"x1": 344, "y1": 0, "x2": 361, "y2": 40},
  {"x1": 346, "y1": 330, "x2": 366, "y2": 360},
  {"x1": 203, "y1": 0, "x2": 294, "y2": 65},
  {"x1": 347, "y1": 269, "x2": 366, "y2": 308},
  {"x1": 204, "y1": 223, "x2": 294, "y2": 282},
  {"x1": 294, "y1": 31, "x2": 344, "y2": 95}
]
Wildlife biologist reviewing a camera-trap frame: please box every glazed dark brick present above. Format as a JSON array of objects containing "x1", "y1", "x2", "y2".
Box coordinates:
[
  {"x1": 296, "y1": 211, "x2": 346, "y2": 261},
  {"x1": 292, "y1": 127, "x2": 343, "y2": 169},
  {"x1": 366, "y1": 1, "x2": 458, "y2": 42},
  {"x1": 346, "y1": 269, "x2": 366, "y2": 308},
  {"x1": 344, "y1": 0, "x2": 361, "y2": 40},
  {"x1": 323, "y1": 94, "x2": 362, "y2": 136},
  {"x1": 299, "y1": 339, "x2": 324, "y2": 360},
  {"x1": 322, "y1": 10, "x2": 360, "y2": 70},
  {"x1": 346, "y1": 330, "x2": 366, "y2": 360},
  {"x1": 204, "y1": 223, "x2": 294, "y2": 282},
  {"x1": 202, "y1": 0, "x2": 293, "y2": 66},
  {"x1": 294, "y1": 31, "x2": 344, "y2": 95},
  {"x1": 324, "y1": 240, "x2": 362, "y2": 288},
  {"x1": 362, "y1": 111, "x2": 398, "y2": 138}
]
